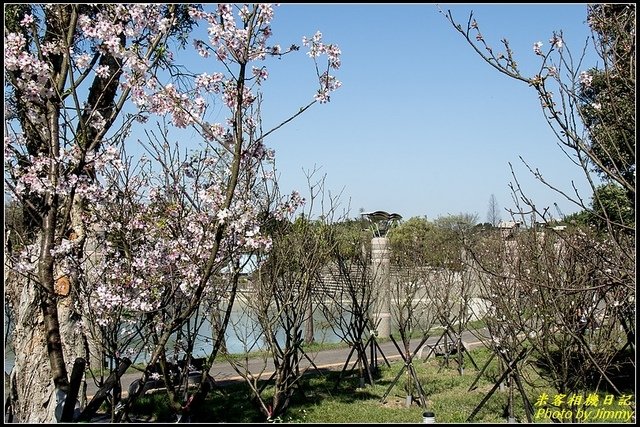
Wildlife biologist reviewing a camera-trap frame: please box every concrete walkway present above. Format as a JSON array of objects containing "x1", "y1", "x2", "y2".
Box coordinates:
[{"x1": 85, "y1": 328, "x2": 490, "y2": 399}]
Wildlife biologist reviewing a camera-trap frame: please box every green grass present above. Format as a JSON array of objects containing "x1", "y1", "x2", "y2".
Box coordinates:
[{"x1": 124, "y1": 345, "x2": 634, "y2": 423}]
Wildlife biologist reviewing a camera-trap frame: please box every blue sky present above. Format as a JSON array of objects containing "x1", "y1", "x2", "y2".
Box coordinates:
[
  {"x1": 240, "y1": 3, "x2": 599, "y2": 223},
  {"x1": 126, "y1": 3, "x2": 599, "y2": 223}
]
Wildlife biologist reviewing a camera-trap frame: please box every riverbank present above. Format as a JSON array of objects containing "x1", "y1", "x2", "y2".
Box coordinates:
[{"x1": 85, "y1": 328, "x2": 490, "y2": 400}]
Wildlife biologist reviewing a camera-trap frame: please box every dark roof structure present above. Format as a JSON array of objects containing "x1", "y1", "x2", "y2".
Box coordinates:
[{"x1": 361, "y1": 210, "x2": 403, "y2": 237}]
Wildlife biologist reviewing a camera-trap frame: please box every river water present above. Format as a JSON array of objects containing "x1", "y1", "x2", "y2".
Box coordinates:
[{"x1": 4, "y1": 302, "x2": 343, "y2": 374}]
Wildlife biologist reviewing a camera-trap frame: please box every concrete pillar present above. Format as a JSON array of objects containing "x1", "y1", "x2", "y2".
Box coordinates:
[{"x1": 371, "y1": 237, "x2": 391, "y2": 338}]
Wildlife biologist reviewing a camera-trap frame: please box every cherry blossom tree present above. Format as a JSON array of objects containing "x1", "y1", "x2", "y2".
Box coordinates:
[
  {"x1": 4, "y1": 4, "x2": 341, "y2": 422},
  {"x1": 443, "y1": 5, "x2": 634, "y2": 420},
  {"x1": 441, "y1": 4, "x2": 634, "y2": 236},
  {"x1": 4, "y1": 5, "x2": 196, "y2": 421}
]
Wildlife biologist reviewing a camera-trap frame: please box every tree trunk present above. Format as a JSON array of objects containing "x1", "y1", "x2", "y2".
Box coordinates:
[
  {"x1": 7, "y1": 234, "x2": 89, "y2": 423},
  {"x1": 8, "y1": 284, "x2": 89, "y2": 422},
  {"x1": 9, "y1": 278, "x2": 57, "y2": 423}
]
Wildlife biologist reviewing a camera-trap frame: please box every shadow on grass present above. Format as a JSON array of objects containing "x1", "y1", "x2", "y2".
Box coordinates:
[
  {"x1": 533, "y1": 346, "x2": 635, "y2": 394},
  {"x1": 126, "y1": 366, "x2": 385, "y2": 423},
  {"x1": 126, "y1": 348, "x2": 498, "y2": 423}
]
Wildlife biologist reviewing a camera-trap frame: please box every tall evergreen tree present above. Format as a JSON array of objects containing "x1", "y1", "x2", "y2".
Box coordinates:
[{"x1": 578, "y1": 4, "x2": 635, "y2": 231}]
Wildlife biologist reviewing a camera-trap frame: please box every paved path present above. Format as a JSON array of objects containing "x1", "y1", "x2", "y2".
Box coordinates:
[{"x1": 85, "y1": 328, "x2": 490, "y2": 399}]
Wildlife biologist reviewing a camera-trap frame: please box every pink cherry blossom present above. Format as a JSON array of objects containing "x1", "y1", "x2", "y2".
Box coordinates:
[
  {"x1": 533, "y1": 41, "x2": 543, "y2": 55},
  {"x1": 19, "y1": 14, "x2": 34, "y2": 27}
]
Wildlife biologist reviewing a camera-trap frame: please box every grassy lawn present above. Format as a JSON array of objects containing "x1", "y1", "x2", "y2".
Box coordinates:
[{"x1": 127, "y1": 345, "x2": 635, "y2": 423}]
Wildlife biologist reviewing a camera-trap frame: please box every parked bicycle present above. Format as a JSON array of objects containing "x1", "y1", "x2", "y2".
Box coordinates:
[{"x1": 127, "y1": 357, "x2": 214, "y2": 397}]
